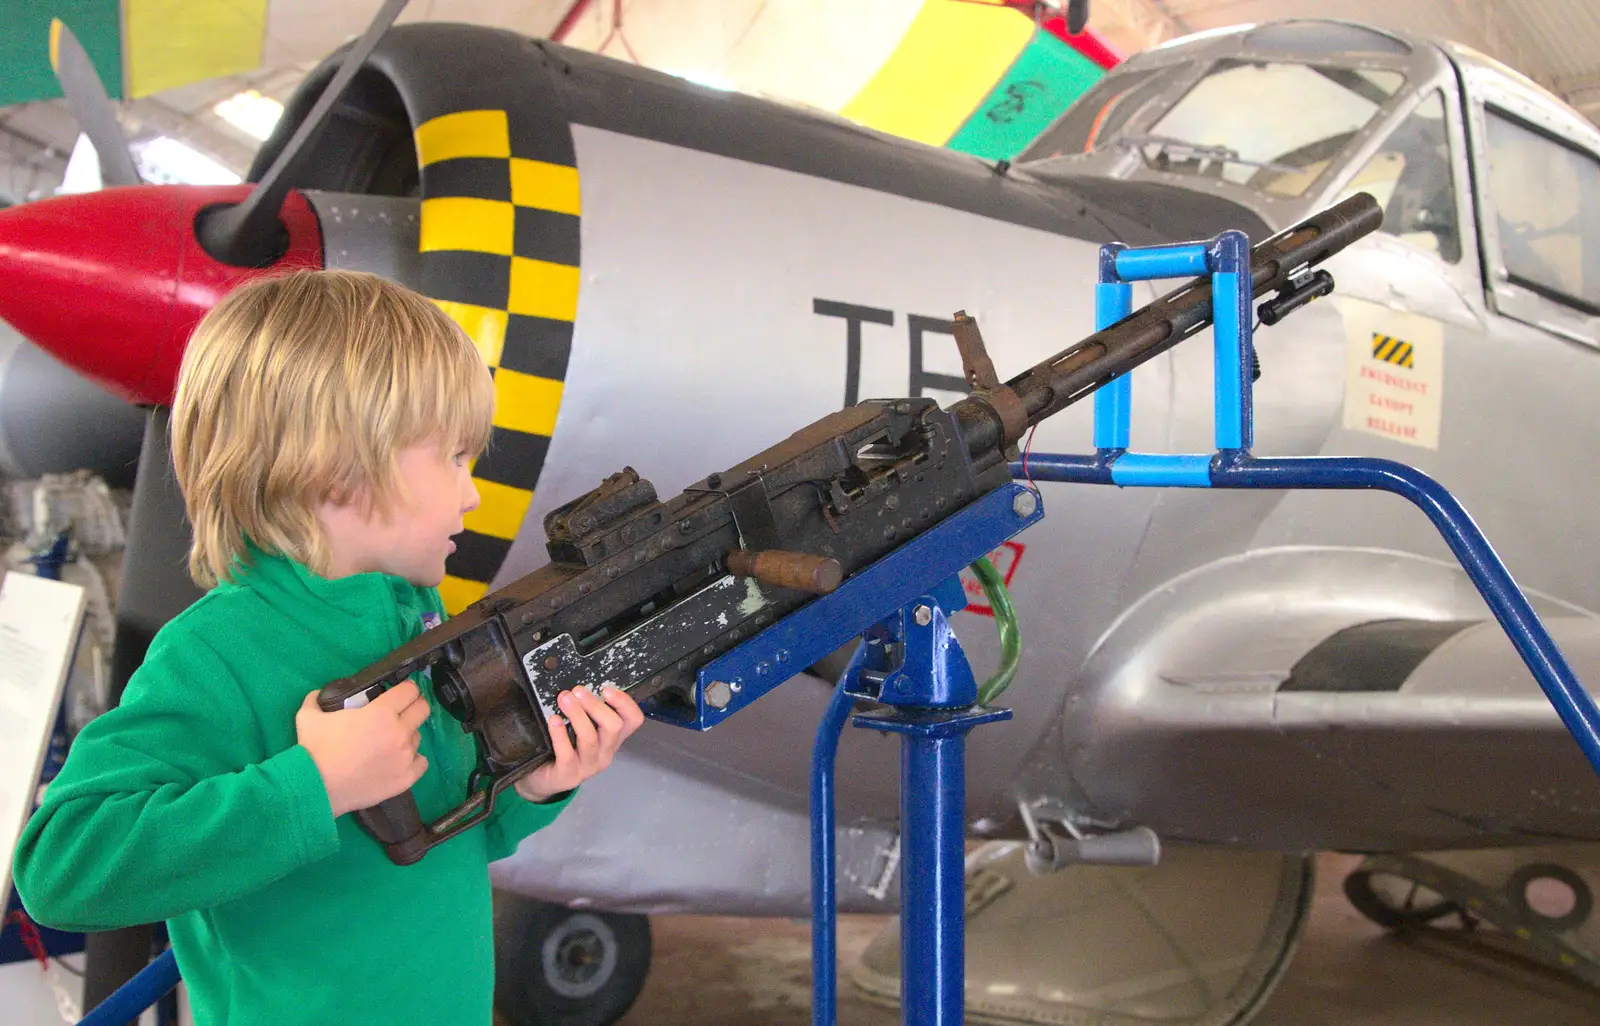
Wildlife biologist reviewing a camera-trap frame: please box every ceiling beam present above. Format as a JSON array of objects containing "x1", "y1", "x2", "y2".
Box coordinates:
[
  {"x1": 121, "y1": 97, "x2": 256, "y2": 175},
  {"x1": 0, "y1": 119, "x2": 70, "y2": 165},
  {"x1": 0, "y1": 122, "x2": 67, "y2": 203}
]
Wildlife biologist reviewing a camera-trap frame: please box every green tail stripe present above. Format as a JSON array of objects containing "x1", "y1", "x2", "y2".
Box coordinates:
[
  {"x1": 2, "y1": 0, "x2": 123, "y2": 105},
  {"x1": 945, "y1": 30, "x2": 1104, "y2": 161}
]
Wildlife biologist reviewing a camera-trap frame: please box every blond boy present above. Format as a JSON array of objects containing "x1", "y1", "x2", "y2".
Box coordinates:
[{"x1": 13, "y1": 270, "x2": 642, "y2": 1024}]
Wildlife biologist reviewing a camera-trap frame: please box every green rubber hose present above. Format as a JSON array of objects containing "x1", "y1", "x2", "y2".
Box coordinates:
[{"x1": 971, "y1": 556, "x2": 1021, "y2": 705}]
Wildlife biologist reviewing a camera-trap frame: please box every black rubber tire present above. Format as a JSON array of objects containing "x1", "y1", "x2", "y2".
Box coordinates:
[
  {"x1": 493, "y1": 891, "x2": 652, "y2": 1026},
  {"x1": 1343, "y1": 868, "x2": 1462, "y2": 929}
]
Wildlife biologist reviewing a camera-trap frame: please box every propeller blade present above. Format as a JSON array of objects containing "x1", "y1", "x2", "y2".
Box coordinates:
[
  {"x1": 49, "y1": 18, "x2": 141, "y2": 187},
  {"x1": 197, "y1": 0, "x2": 411, "y2": 267}
]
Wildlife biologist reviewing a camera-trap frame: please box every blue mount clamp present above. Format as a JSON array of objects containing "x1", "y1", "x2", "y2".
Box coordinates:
[
  {"x1": 1024, "y1": 231, "x2": 1600, "y2": 780},
  {"x1": 650, "y1": 481, "x2": 1042, "y2": 731}
]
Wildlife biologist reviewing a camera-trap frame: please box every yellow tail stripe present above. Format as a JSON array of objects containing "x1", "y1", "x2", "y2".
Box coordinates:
[
  {"x1": 464, "y1": 479, "x2": 534, "y2": 540},
  {"x1": 509, "y1": 257, "x2": 581, "y2": 321},
  {"x1": 511, "y1": 158, "x2": 582, "y2": 215},
  {"x1": 841, "y1": 1, "x2": 1032, "y2": 145},
  {"x1": 124, "y1": 0, "x2": 268, "y2": 98},
  {"x1": 420, "y1": 196, "x2": 515, "y2": 255},
  {"x1": 434, "y1": 299, "x2": 507, "y2": 368},
  {"x1": 439, "y1": 574, "x2": 489, "y2": 612},
  {"x1": 493, "y1": 369, "x2": 564, "y2": 437},
  {"x1": 415, "y1": 109, "x2": 510, "y2": 166}
]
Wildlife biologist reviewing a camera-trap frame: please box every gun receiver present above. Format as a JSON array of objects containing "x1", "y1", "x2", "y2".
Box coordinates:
[{"x1": 319, "y1": 193, "x2": 1382, "y2": 865}]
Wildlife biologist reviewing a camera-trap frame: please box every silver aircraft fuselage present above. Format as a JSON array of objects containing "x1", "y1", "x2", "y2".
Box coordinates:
[
  {"x1": 491, "y1": 20, "x2": 1600, "y2": 913},
  {"x1": 35, "y1": 19, "x2": 1597, "y2": 917}
]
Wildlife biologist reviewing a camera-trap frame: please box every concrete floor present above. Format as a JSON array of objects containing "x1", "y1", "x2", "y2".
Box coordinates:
[{"x1": 606, "y1": 855, "x2": 1600, "y2": 1026}]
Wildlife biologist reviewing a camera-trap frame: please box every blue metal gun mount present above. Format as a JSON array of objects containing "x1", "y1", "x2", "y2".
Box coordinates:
[
  {"x1": 1022, "y1": 230, "x2": 1600, "y2": 779},
  {"x1": 644, "y1": 479, "x2": 1043, "y2": 1026}
]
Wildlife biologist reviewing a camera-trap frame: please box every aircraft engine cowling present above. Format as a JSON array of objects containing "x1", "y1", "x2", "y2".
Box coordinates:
[{"x1": 264, "y1": 24, "x2": 1268, "y2": 609}]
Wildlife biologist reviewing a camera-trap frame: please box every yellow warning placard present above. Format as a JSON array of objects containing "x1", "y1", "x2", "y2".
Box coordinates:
[
  {"x1": 1370, "y1": 332, "x2": 1414, "y2": 368},
  {"x1": 1337, "y1": 299, "x2": 1443, "y2": 449}
]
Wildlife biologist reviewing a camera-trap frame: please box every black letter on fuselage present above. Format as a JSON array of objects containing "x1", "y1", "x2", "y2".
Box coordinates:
[
  {"x1": 907, "y1": 314, "x2": 970, "y2": 398},
  {"x1": 814, "y1": 299, "x2": 894, "y2": 407}
]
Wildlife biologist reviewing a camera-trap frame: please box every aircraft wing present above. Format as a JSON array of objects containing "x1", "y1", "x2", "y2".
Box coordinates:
[{"x1": 1019, "y1": 545, "x2": 1600, "y2": 853}]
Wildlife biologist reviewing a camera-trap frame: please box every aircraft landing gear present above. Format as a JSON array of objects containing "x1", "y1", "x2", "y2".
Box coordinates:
[
  {"x1": 1341, "y1": 851, "x2": 1600, "y2": 989},
  {"x1": 492, "y1": 892, "x2": 651, "y2": 1026}
]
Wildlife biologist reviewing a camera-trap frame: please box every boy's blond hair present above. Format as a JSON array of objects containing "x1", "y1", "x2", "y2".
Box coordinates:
[{"x1": 171, "y1": 269, "x2": 494, "y2": 587}]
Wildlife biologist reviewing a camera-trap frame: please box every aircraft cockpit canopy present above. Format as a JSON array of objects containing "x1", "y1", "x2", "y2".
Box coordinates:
[
  {"x1": 1480, "y1": 111, "x2": 1600, "y2": 313},
  {"x1": 1133, "y1": 61, "x2": 1402, "y2": 197},
  {"x1": 1024, "y1": 55, "x2": 1405, "y2": 201},
  {"x1": 1025, "y1": 18, "x2": 1600, "y2": 351}
]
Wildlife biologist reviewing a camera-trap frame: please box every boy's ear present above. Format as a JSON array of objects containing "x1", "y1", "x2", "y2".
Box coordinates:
[{"x1": 324, "y1": 481, "x2": 377, "y2": 515}]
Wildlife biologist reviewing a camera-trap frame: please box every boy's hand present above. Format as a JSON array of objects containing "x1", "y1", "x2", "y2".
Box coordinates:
[
  {"x1": 297, "y1": 682, "x2": 432, "y2": 818},
  {"x1": 514, "y1": 685, "x2": 645, "y2": 803}
]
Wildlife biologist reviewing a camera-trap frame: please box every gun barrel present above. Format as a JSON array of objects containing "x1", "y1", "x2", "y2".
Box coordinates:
[{"x1": 955, "y1": 192, "x2": 1382, "y2": 454}]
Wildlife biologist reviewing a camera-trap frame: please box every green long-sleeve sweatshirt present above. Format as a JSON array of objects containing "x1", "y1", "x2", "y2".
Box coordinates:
[{"x1": 13, "y1": 550, "x2": 572, "y2": 1025}]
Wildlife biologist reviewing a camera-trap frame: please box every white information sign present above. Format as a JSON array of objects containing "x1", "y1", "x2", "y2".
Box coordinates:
[
  {"x1": 0, "y1": 571, "x2": 86, "y2": 903},
  {"x1": 1338, "y1": 298, "x2": 1445, "y2": 450}
]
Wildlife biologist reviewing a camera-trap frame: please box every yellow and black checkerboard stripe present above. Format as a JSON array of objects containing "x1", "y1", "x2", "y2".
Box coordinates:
[
  {"x1": 1371, "y1": 332, "x2": 1414, "y2": 369},
  {"x1": 413, "y1": 108, "x2": 580, "y2": 613}
]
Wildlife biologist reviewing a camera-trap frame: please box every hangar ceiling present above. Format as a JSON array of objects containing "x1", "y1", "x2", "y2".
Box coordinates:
[{"x1": 0, "y1": 0, "x2": 1595, "y2": 203}]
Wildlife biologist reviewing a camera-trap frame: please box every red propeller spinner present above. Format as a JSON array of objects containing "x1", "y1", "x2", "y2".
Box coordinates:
[
  {"x1": 0, "y1": 185, "x2": 322, "y2": 406},
  {"x1": 4, "y1": 3, "x2": 409, "y2": 405}
]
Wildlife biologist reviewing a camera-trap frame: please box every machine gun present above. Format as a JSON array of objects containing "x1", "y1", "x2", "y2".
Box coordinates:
[{"x1": 319, "y1": 193, "x2": 1383, "y2": 865}]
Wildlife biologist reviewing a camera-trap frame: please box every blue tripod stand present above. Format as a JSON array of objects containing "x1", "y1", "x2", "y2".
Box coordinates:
[{"x1": 670, "y1": 480, "x2": 1043, "y2": 1026}]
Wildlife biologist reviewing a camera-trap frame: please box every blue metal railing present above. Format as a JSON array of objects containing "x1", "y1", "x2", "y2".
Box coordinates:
[
  {"x1": 77, "y1": 948, "x2": 178, "y2": 1025},
  {"x1": 1020, "y1": 232, "x2": 1600, "y2": 777}
]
